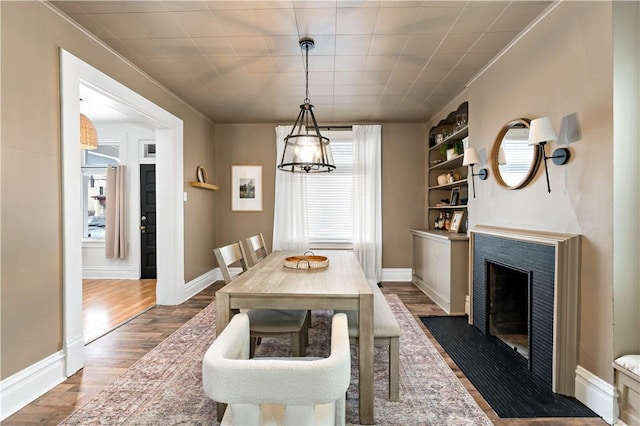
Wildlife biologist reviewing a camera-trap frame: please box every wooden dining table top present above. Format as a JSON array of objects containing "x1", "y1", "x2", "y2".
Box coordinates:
[{"x1": 217, "y1": 250, "x2": 373, "y2": 302}]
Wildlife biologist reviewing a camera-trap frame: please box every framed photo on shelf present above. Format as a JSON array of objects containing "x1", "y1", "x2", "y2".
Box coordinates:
[
  {"x1": 449, "y1": 210, "x2": 465, "y2": 233},
  {"x1": 231, "y1": 165, "x2": 262, "y2": 211},
  {"x1": 449, "y1": 187, "x2": 461, "y2": 206}
]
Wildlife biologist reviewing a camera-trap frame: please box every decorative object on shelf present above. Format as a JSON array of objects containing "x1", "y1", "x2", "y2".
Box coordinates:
[
  {"x1": 449, "y1": 210, "x2": 465, "y2": 233},
  {"x1": 80, "y1": 113, "x2": 98, "y2": 150},
  {"x1": 462, "y1": 147, "x2": 488, "y2": 198},
  {"x1": 231, "y1": 165, "x2": 262, "y2": 211},
  {"x1": 491, "y1": 118, "x2": 540, "y2": 190},
  {"x1": 189, "y1": 165, "x2": 219, "y2": 190},
  {"x1": 449, "y1": 187, "x2": 461, "y2": 206},
  {"x1": 437, "y1": 173, "x2": 449, "y2": 186},
  {"x1": 528, "y1": 117, "x2": 570, "y2": 193},
  {"x1": 196, "y1": 165, "x2": 208, "y2": 183},
  {"x1": 439, "y1": 139, "x2": 464, "y2": 161},
  {"x1": 278, "y1": 37, "x2": 335, "y2": 173}
]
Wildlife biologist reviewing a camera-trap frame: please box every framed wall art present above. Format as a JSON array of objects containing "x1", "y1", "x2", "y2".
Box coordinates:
[
  {"x1": 449, "y1": 210, "x2": 465, "y2": 233},
  {"x1": 231, "y1": 165, "x2": 262, "y2": 211},
  {"x1": 449, "y1": 187, "x2": 461, "y2": 206}
]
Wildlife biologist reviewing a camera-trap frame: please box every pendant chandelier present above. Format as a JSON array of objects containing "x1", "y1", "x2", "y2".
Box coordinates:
[{"x1": 278, "y1": 37, "x2": 335, "y2": 173}]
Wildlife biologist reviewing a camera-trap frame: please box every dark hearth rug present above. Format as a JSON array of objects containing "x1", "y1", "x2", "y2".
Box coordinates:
[{"x1": 420, "y1": 315, "x2": 599, "y2": 419}]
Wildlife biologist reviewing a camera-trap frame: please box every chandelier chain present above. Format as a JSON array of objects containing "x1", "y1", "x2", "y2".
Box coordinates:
[{"x1": 304, "y1": 42, "x2": 310, "y2": 104}]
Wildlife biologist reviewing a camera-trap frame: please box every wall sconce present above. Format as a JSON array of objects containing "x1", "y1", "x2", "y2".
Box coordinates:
[
  {"x1": 527, "y1": 117, "x2": 570, "y2": 193},
  {"x1": 462, "y1": 147, "x2": 488, "y2": 198}
]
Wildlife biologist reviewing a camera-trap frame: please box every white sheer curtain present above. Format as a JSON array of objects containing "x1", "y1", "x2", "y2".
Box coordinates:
[
  {"x1": 352, "y1": 125, "x2": 382, "y2": 285},
  {"x1": 272, "y1": 125, "x2": 309, "y2": 251}
]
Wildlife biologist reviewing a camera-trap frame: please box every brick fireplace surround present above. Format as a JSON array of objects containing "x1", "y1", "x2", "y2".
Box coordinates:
[{"x1": 469, "y1": 225, "x2": 582, "y2": 396}]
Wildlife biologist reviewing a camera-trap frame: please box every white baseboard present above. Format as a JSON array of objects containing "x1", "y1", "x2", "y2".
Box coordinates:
[
  {"x1": 575, "y1": 365, "x2": 617, "y2": 424},
  {"x1": 183, "y1": 268, "x2": 221, "y2": 301},
  {"x1": 82, "y1": 265, "x2": 139, "y2": 279},
  {"x1": 382, "y1": 268, "x2": 412, "y2": 282},
  {"x1": 0, "y1": 351, "x2": 66, "y2": 421}
]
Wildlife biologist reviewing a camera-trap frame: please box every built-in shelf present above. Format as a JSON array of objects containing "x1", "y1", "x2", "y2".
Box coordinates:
[{"x1": 189, "y1": 181, "x2": 219, "y2": 191}]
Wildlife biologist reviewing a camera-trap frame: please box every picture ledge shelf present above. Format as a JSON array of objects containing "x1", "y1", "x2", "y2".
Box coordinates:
[{"x1": 189, "y1": 181, "x2": 219, "y2": 191}]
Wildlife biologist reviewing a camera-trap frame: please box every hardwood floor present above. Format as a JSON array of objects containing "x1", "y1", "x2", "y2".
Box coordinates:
[
  {"x1": 82, "y1": 279, "x2": 157, "y2": 343},
  {"x1": 4, "y1": 282, "x2": 605, "y2": 425}
]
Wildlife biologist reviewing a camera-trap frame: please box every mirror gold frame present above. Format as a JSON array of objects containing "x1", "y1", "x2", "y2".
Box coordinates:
[{"x1": 491, "y1": 118, "x2": 541, "y2": 190}]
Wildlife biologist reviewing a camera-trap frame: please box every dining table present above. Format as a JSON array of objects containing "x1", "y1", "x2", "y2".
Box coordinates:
[{"x1": 215, "y1": 249, "x2": 375, "y2": 425}]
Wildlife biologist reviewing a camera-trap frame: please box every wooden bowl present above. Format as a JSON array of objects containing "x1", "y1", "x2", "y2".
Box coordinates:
[{"x1": 283, "y1": 255, "x2": 329, "y2": 270}]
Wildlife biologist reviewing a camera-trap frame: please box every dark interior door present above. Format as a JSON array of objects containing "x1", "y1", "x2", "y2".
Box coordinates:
[{"x1": 140, "y1": 164, "x2": 157, "y2": 279}]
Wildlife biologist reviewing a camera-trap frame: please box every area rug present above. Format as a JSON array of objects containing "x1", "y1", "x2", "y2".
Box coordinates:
[
  {"x1": 420, "y1": 315, "x2": 598, "y2": 419},
  {"x1": 60, "y1": 294, "x2": 492, "y2": 425}
]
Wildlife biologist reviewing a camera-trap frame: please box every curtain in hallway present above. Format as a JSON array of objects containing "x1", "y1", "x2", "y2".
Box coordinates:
[
  {"x1": 105, "y1": 165, "x2": 127, "y2": 259},
  {"x1": 352, "y1": 125, "x2": 382, "y2": 285},
  {"x1": 272, "y1": 125, "x2": 309, "y2": 251}
]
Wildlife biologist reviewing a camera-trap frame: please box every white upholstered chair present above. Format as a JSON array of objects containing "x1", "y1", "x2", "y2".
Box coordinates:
[
  {"x1": 213, "y1": 242, "x2": 308, "y2": 357},
  {"x1": 203, "y1": 312, "x2": 351, "y2": 426},
  {"x1": 243, "y1": 233, "x2": 269, "y2": 266}
]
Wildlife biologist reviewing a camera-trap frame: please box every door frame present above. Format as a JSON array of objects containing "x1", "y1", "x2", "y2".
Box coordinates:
[{"x1": 60, "y1": 49, "x2": 185, "y2": 375}]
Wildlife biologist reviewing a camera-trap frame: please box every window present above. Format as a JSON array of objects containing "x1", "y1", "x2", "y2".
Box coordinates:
[
  {"x1": 82, "y1": 142, "x2": 120, "y2": 240},
  {"x1": 306, "y1": 132, "x2": 353, "y2": 249}
]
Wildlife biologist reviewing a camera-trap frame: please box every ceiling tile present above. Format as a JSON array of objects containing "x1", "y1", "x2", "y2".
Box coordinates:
[
  {"x1": 335, "y1": 35, "x2": 372, "y2": 56},
  {"x1": 162, "y1": 1, "x2": 210, "y2": 12},
  {"x1": 253, "y1": 8, "x2": 299, "y2": 35},
  {"x1": 437, "y1": 33, "x2": 481, "y2": 54},
  {"x1": 412, "y1": 6, "x2": 464, "y2": 35},
  {"x1": 170, "y1": 10, "x2": 225, "y2": 37},
  {"x1": 490, "y1": 2, "x2": 551, "y2": 32},
  {"x1": 368, "y1": 34, "x2": 408, "y2": 56},
  {"x1": 192, "y1": 37, "x2": 236, "y2": 56},
  {"x1": 211, "y1": 9, "x2": 262, "y2": 36},
  {"x1": 451, "y1": 4, "x2": 507, "y2": 34},
  {"x1": 468, "y1": 31, "x2": 520, "y2": 55},
  {"x1": 294, "y1": 7, "x2": 337, "y2": 36},
  {"x1": 336, "y1": 7, "x2": 379, "y2": 35},
  {"x1": 126, "y1": 38, "x2": 202, "y2": 58},
  {"x1": 334, "y1": 55, "x2": 367, "y2": 72},
  {"x1": 228, "y1": 36, "x2": 269, "y2": 56},
  {"x1": 364, "y1": 55, "x2": 398, "y2": 71},
  {"x1": 373, "y1": 6, "x2": 420, "y2": 34},
  {"x1": 402, "y1": 34, "x2": 442, "y2": 56},
  {"x1": 91, "y1": 12, "x2": 187, "y2": 39}
]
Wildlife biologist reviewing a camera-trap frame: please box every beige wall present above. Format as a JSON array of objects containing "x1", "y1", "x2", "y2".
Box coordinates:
[
  {"x1": 454, "y1": 1, "x2": 615, "y2": 382},
  {"x1": 214, "y1": 123, "x2": 425, "y2": 268},
  {"x1": 1, "y1": 2, "x2": 216, "y2": 379}
]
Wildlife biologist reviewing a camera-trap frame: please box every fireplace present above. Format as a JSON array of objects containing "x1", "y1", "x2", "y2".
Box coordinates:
[
  {"x1": 487, "y1": 262, "x2": 531, "y2": 360},
  {"x1": 470, "y1": 226, "x2": 581, "y2": 396}
]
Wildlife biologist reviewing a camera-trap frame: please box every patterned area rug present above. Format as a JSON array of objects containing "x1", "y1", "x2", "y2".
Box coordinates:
[{"x1": 60, "y1": 294, "x2": 492, "y2": 425}]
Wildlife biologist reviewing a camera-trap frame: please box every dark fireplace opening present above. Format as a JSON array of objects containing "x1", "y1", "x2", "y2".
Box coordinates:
[{"x1": 488, "y1": 261, "x2": 530, "y2": 361}]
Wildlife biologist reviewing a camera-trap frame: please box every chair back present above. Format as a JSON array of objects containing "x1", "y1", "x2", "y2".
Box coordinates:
[
  {"x1": 213, "y1": 242, "x2": 249, "y2": 284},
  {"x1": 244, "y1": 233, "x2": 269, "y2": 266},
  {"x1": 203, "y1": 313, "x2": 351, "y2": 425}
]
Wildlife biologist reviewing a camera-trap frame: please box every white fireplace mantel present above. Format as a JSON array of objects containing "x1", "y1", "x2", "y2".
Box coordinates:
[{"x1": 469, "y1": 225, "x2": 582, "y2": 396}]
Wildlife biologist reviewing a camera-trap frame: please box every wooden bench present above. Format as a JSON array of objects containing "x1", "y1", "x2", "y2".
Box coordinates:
[
  {"x1": 339, "y1": 282, "x2": 401, "y2": 401},
  {"x1": 614, "y1": 354, "x2": 640, "y2": 425}
]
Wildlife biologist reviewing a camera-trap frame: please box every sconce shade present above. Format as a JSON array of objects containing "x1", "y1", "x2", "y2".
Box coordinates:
[
  {"x1": 80, "y1": 113, "x2": 98, "y2": 150},
  {"x1": 498, "y1": 147, "x2": 506, "y2": 165},
  {"x1": 462, "y1": 147, "x2": 480, "y2": 166},
  {"x1": 528, "y1": 117, "x2": 557, "y2": 146}
]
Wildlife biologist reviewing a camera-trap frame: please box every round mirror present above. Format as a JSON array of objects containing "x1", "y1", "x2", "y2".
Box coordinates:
[{"x1": 491, "y1": 118, "x2": 540, "y2": 189}]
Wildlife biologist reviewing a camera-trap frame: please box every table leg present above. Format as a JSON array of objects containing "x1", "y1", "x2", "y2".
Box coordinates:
[
  {"x1": 215, "y1": 292, "x2": 231, "y2": 422},
  {"x1": 358, "y1": 292, "x2": 374, "y2": 424}
]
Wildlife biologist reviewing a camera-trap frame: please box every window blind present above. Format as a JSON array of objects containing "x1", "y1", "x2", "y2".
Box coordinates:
[{"x1": 306, "y1": 136, "x2": 353, "y2": 248}]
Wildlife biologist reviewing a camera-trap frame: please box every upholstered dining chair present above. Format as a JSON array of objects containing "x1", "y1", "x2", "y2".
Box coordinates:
[
  {"x1": 213, "y1": 242, "x2": 308, "y2": 357},
  {"x1": 203, "y1": 312, "x2": 351, "y2": 426},
  {"x1": 243, "y1": 233, "x2": 269, "y2": 267}
]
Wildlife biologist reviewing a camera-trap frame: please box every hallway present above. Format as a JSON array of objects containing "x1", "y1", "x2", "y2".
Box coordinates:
[{"x1": 83, "y1": 279, "x2": 156, "y2": 343}]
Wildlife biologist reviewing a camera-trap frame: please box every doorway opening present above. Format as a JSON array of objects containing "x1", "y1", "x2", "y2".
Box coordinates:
[{"x1": 61, "y1": 49, "x2": 184, "y2": 375}]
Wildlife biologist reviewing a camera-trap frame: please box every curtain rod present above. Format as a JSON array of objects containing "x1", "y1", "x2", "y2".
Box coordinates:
[{"x1": 317, "y1": 125, "x2": 352, "y2": 130}]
